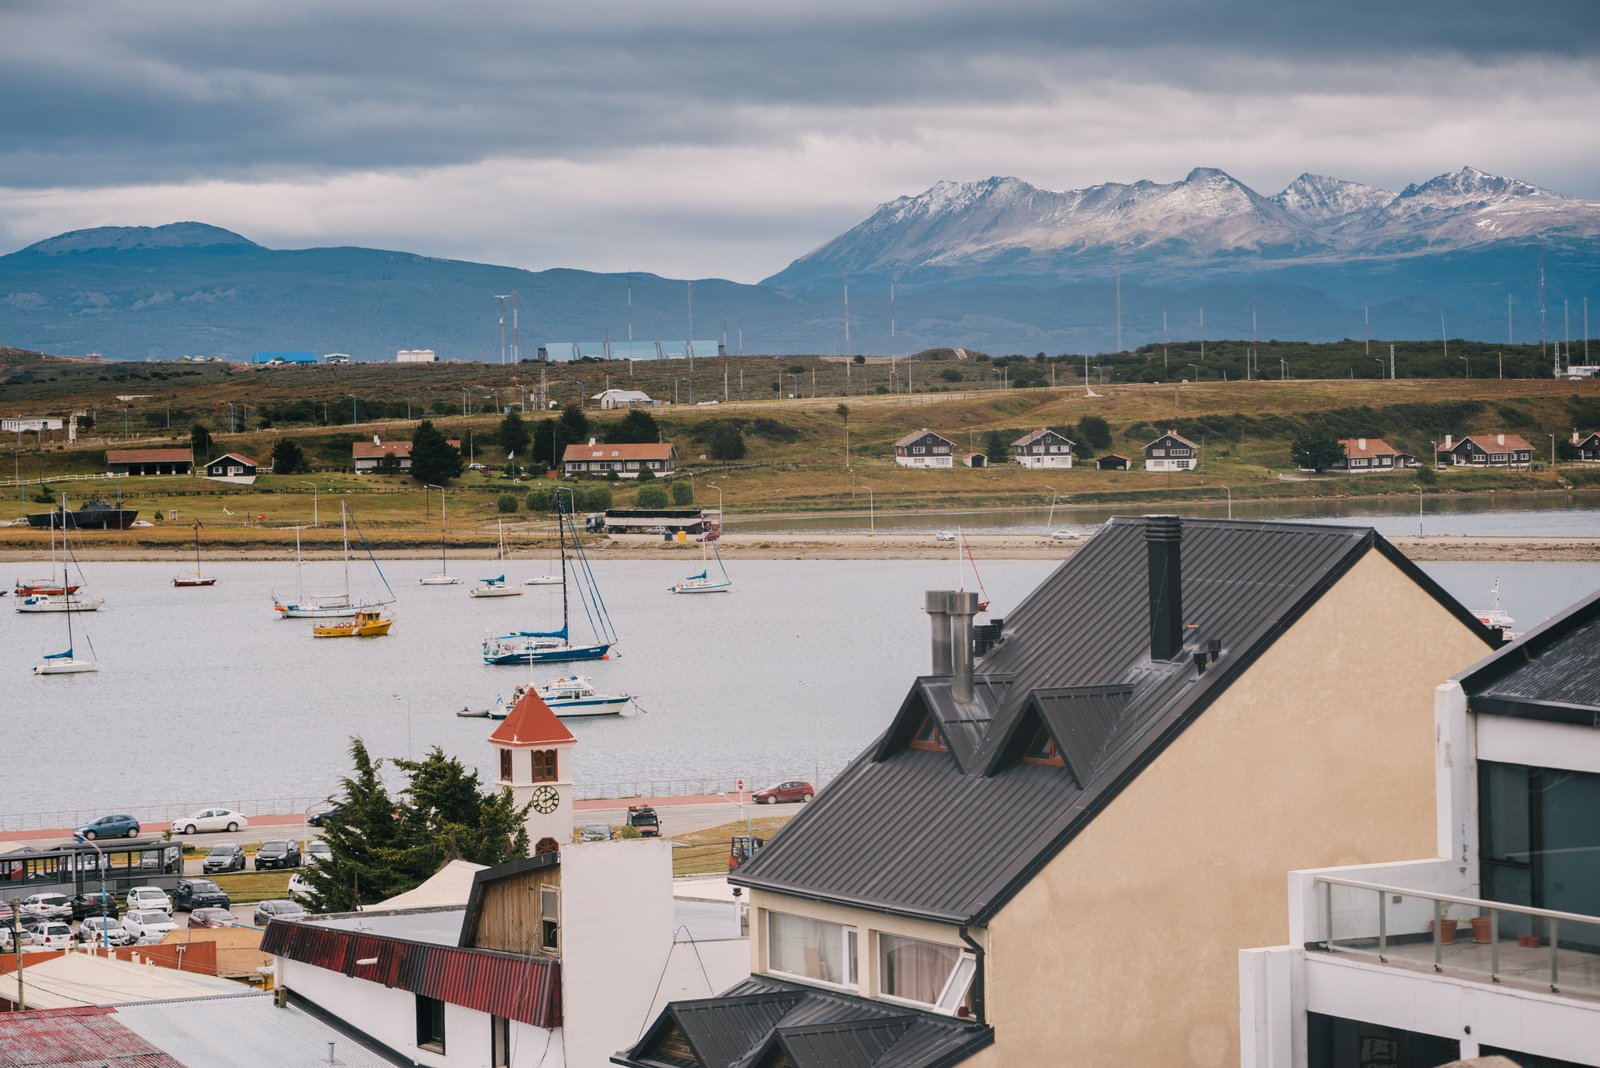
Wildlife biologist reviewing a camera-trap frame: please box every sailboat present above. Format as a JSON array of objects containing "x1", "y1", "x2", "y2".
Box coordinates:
[
  {"x1": 16, "y1": 506, "x2": 82, "y2": 596},
  {"x1": 274, "y1": 506, "x2": 395, "y2": 618},
  {"x1": 482, "y1": 507, "x2": 618, "y2": 664},
  {"x1": 470, "y1": 521, "x2": 523, "y2": 597},
  {"x1": 173, "y1": 520, "x2": 217, "y2": 587},
  {"x1": 33, "y1": 568, "x2": 98, "y2": 674},
  {"x1": 523, "y1": 540, "x2": 561, "y2": 586},
  {"x1": 668, "y1": 537, "x2": 733, "y2": 594},
  {"x1": 17, "y1": 498, "x2": 104, "y2": 612},
  {"x1": 419, "y1": 492, "x2": 460, "y2": 585}
]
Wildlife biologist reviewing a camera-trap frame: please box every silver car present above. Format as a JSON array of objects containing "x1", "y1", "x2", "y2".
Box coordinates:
[
  {"x1": 20, "y1": 893, "x2": 73, "y2": 920},
  {"x1": 78, "y1": 916, "x2": 133, "y2": 947}
]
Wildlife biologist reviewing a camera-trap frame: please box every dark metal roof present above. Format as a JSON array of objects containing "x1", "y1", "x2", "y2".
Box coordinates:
[
  {"x1": 732, "y1": 517, "x2": 1496, "y2": 924},
  {"x1": 614, "y1": 977, "x2": 991, "y2": 1068},
  {"x1": 1456, "y1": 585, "x2": 1600, "y2": 725}
]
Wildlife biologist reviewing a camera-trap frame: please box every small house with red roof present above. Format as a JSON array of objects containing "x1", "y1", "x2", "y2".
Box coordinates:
[
  {"x1": 1301, "y1": 437, "x2": 1416, "y2": 474},
  {"x1": 1440, "y1": 432, "x2": 1535, "y2": 468},
  {"x1": 203, "y1": 451, "x2": 259, "y2": 479},
  {"x1": 104, "y1": 448, "x2": 192, "y2": 476}
]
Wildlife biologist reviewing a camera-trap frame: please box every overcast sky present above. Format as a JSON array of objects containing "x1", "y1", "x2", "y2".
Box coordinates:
[{"x1": 2, "y1": 0, "x2": 1596, "y2": 281}]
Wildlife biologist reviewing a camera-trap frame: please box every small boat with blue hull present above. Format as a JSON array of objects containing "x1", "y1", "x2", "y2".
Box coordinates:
[{"x1": 484, "y1": 505, "x2": 618, "y2": 666}]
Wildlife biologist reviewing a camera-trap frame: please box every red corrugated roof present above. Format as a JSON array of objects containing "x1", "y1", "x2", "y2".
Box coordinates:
[
  {"x1": 352, "y1": 440, "x2": 413, "y2": 459},
  {"x1": 1459, "y1": 432, "x2": 1535, "y2": 453},
  {"x1": 104, "y1": 449, "x2": 191, "y2": 464},
  {"x1": 560, "y1": 442, "x2": 674, "y2": 461},
  {"x1": 489, "y1": 688, "x2": 575, "y2": 748},
  {"x1": 0, "y1": 1006, "x2": 185, "y2": 1067},
  {"x1": 1338, "y1": 437, "x2": 1407, "y2": 459}
]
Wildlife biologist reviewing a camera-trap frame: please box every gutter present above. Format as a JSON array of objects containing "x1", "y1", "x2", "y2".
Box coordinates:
[{"x1": 958, "y1": 926, "x2": 987, "y2": 1027}]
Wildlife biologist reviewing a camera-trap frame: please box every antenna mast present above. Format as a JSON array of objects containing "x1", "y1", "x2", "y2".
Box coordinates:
[
  {"x1": 494, "y1": 295, "x2": 508, "y2": 366},
  {"x1": 511, "y1": 290, "x2": 520, "y2": 364},
  {"x1": 1114, "y1": 263, "x2": 1122, "y2": 353},
  {"x1": 843, "y1": 269, "x2": 850, "y2": 355}
]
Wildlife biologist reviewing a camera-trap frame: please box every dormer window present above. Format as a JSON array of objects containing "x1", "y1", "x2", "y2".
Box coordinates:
[
  {"x1": 911, "y1": 714, "x2": 947, "y2": 751},
  {"x1": 1023, "y1": 725, "x2": 1064, "y2": 766}
]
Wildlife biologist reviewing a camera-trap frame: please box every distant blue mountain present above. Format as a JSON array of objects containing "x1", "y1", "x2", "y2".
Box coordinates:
[{"x1": 3, "y1": 164, "x2": 1597, "y2": 359}]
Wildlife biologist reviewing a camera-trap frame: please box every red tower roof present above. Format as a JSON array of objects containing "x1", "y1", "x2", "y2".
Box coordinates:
[{"x1": 488, "y1": 688, "x2": 575, "y2": 748}]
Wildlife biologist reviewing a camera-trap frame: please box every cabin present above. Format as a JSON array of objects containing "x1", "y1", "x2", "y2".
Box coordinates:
[
  {"x1": 1439, "y1": 432, "x2": 1535, "y2": 468},
  {"x1": 894, "y1": 429, "x2": 956, "y2": 468},
  {"x1": 204, "y1": 452, "x2": 258, "y2": 478},
  {"x1": 1573, "y1": 430, "x2": 1600, "y2": 462},
  {"x1": 1011, "y1": 427, "x2": 1075, "y2": 469},
  {"x1": 1142, "y1": 429, "x2": 1199, "y2": 471},
  {"x1": 589, "y1": 389, "x2": 658, "y2": 410},
  {"x1": 1096, "y1": 453, "x2": 1130, "y2": 471},
  {"x1": 104, "y1": 448, "x2": 192, "y2": 476},
  {"x1": 561, "y1": 441, "x2": 676, "y2": 479},
  {"x1": 1306, "y1": 437, "x2": 1416, "y2": 474},
  {"x1": 622, "y1": 516, "x2": 1497, "y2": 1067},
  {"x1": 351, "y1": 437, "x2": 459, "y2": 473}
]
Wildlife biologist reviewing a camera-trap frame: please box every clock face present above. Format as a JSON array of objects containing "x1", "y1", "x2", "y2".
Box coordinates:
[{"x1": 531, "y1": 785, "x2": 560, "y2": 814}]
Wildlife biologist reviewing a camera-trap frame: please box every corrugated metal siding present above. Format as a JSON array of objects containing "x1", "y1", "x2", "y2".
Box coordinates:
[
  {"x1": 0, "y1": 1006, "x2": 186, "y2": 1068},
  {"x1": 266, "y1": 920, "x2": 560, "y2": 1027}
]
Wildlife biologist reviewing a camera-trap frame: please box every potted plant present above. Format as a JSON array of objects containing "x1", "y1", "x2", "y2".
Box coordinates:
[
  {"x1": 1430, "y1": 904, "x2": 1459, "y2": 945},
  {"x1": 1470, "y1": 911, "x2": 1493, "y2": 943}
]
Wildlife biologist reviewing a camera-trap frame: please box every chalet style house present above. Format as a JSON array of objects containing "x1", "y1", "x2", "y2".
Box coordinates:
[
  {"x1": 1439, "y1": 432, "x2": 1535, "y2": 468},
  {"x1": 1242, "y1": 586, "x2": 1600, "y2": 1067},
  {"x1": 894, "y1": 429, "x2": 956, "y2": 468},
  {"x1": 561, "y1": 441, "x2": 676, "y2": 479},
  {"x1": 1317, "y1": 437, "x2": 1416, "y2": 473},
  {"x1": 352, "y1": 437, "x2": 461, "y2": 473},
  {"x1": 618, "y1": 516, "x2": 1496, "y2": 1067},
  {"x1": 1010, "y1": 428, "x2": 1075, "y2": 469},
  {"x1": 1573, "y1": 430, "x2": 1600, "y2": 462},
  {"x1": 204, "y1": 452, "x2": 258, "y2": 478},
  {"x1": 1143, "y1": 429, "x2": 1199, "y2": 471},
  {"x1": 104, "y1": 448, "x2": 192, "y2": 476}
]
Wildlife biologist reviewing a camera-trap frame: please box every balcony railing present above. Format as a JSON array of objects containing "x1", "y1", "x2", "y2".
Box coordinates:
[{"x1": 1317, "y1": 875, "x2": 1600, "y2": 998}]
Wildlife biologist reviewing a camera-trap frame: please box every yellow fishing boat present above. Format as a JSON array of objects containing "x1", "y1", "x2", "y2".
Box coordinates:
[{"x1": 311, "y1": 609, "x2": 393, "y2": 638}]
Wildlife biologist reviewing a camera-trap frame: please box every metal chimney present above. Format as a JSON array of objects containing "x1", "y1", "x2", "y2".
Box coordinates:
[
  {"x1": 1145, "y1": 516, "x2": 1185, "y2": 662},
  {"x1": 925, "y1": 590, "x2": 954, "y2": 675},
  {"x1": 947, "y1": 591, "x2": 980, "y2": 703}
]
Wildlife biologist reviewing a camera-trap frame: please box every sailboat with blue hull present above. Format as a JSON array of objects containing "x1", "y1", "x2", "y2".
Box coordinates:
[{"x1": 482, "y1": 506, "x2": 618, "y2": 665}]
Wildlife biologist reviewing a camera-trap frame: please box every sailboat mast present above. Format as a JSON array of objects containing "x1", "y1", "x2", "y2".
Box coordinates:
[
  {"x1": 193, "y1": 521, "x2": 202, "y2": 574},
  {"x1": 63, "y1": 566, "x2": 74, "y2": 655},
  {"x1": 559, "y1": 505, "x2": 569, "y2": 634},
  {"x1": 295, "y1": 527, "x2": 304, "y2": 602},
  {"x1": 440, "y1": 491, "x2": 447, "y2": 570},
  {"x1": 341, "y1": 503, "x2": 351, "y2": 598}
]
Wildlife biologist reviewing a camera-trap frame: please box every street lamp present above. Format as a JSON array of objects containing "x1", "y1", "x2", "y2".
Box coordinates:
[
  {"x1": 1280, "y1": 358, "x2": 1288, "y2": 380},
  {"x1": 786, "y1": 373, "x2": 800, "y2": 398},
  {"x1": 1415, "y1": 485, "x2": 1424, "y2": 537},
  {"x1": 72, "y1": 834, "x2": 110, "y2": 950},
  {"x1": 861, "y1": 481, "x2": 874, "y2": 535},
  {"x1": 1460, "y1": 356, "x2": 1470, "y2": 379},
  {"x1": 1224, "y1": 486, "x2": 1232, "y2": 519},
  {"x1": 707, "y1": 482, "x2": 725, "y2": 531},
  {"x1": 1189, "y1": 364, "x2": 1200, "y2": 382},
  {"x1": 299, "y1": 481, "x2": 319, "y2": 527},
  {"x1": 461, "y1": 387, "x2": 470, "y2": 416},
  {"x1": 1374, "y1": 358, "x2": 1386, "y2": 379},
  {"x1": 1043, "y1": 484, "x2": 1060, "y2": 532},
  {"x1": 226, "y1": 402, "x2": 236, "y2": 434},
  {"x1": 1550, "y1": 433, "x2": 1557, "y2": 470},
  {"x1": 347, "y1": 394, "x2": 359, "y2": 424}
]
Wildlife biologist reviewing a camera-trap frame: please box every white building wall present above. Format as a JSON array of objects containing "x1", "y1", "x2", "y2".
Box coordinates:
[
  {"x1": 646, "y1": 936, "x2": 751, "y2": 1020},
  {"x1": 1016, "y1": 454, "x2": 1073, "y2": 469},
  {"x1": 894, "y1": 455, "x2": 953, "y2": 468}
]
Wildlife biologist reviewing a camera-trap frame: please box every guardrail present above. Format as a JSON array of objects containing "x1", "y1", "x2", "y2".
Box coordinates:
[{"x1": 0, "y1": 472, "x2": 126, "y2": 489}]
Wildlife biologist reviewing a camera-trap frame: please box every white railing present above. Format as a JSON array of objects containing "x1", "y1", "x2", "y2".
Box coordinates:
[{"x1": 0, "y1": 472, "x2": 127, "y2": 489}]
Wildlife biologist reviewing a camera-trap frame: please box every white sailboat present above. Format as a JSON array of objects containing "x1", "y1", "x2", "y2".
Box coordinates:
[
  {"x1": 470, "y1": 521, "x2": 523, "y2": 598},
  {"x1": 482, "y1": 507, "x2": 619, "y2": 664},
  {"x1": 669, "y1": 537, "x2": 733, "y2": 594},
  {"x1": 523, "y1": 540, "x2": 561, "y2": 586},
  {"x1": 17, "y1": 498, "x2": 103, "y2": 612},
  {"x1": 274, "y1": 507, "x2": 393, "y2": 617},
  {"x1": 33, "y1": 568, "x2": 98, "y2": 674},
  {"x1": 419, "y1": 489, "x2": 460, "y2": 585}
]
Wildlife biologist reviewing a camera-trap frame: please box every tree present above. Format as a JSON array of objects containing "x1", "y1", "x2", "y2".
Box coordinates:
[
  {"x1": 409, "y1": 420, "x2": 463, "y2": 483},
  {"x1": 636, "y1": 484, "x2": 669, "y2": 508},
  {"x1": 271, "y1": 438, "x2": 306, "y2": 475},
  {"x1": 982, "y1": 429, "x2": 1011, "y2": 464},
  {"x1": 1291, "y1": 431, "x2": 1346, "y2": 473},
  {"x1": 837, "y1": 403, "x2": 851, "y2": 466},
  {"x1": 497, "y1": 412, "x2": 531, "y2": 458},
  {"x1": 606, "y1": 408, "x2": 660, "y2": 444},
  {"x1": 497, "y1": 493, "x2": 519, "y2": 513},
  {"x1": 578, "y1": 484, "x2": 613, "y2": 511},
  {"x1": 190, "y1": 423, "x2": 212, "y2": 455},
  {"x1": 1076, "y1": 415, "x2": 1112, "y2": 451},
  {"x1": 560, "y1": 403, "x2": 590, "y2": 442},
  {"x1": 376, "y1": 451, "x2": 402, "y2": 474},
  {"x1": 298, "y1": 739, "x2": 410, "y2": 913},
  {"x1": 670, "y1": 480, "x2": 694, "y2": 506},
  {"x1": 709, "y1": 423, "x2": 746, "y2": 460}
]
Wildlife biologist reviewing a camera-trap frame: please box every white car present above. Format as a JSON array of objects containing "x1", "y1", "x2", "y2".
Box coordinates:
[
  {"x1": 78, "y1": 916, "x2": 133, "y2": 947},
  {"x1": 287, "y1": 872, "x2": 313, "y2": 901},
  {"x1": 305, "y1": 840, "x2": 332, "y2": 866},
  {"x1": 1050, "y1": 530, "x2": 1076, "y2": 540},
  {"x1": 934, "y1": 531, "x2": 957, "y2": 542},
  {"x1": 122, "y1": 909, "x2": 178, "y2": 941},
  {"x1": 28, "y1": 921, "x2": 74, "y2": 950},
  {"x1": 171, "y1": 808, "x2": 248, "y2": 835},
  {"x1": 20, "y1": 893, "x2": 72, "y2": 920},
  {"x1": 126, "y1": 886, "x2": 173, "y2": 913}
]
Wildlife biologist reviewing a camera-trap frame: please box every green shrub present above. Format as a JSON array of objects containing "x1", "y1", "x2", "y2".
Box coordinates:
[
  {"x1": 636, "y1": 484, "x2": 669, "y2": 509},
  {"x1": 671, "y1": 480, "x2": 694, "y2": 506},
  {"x1": 496, "y1": 494, "x2": 519, "y2": 514},
  {"x1": 636, "y1": 466, "x2": 656, "y2": 482}
]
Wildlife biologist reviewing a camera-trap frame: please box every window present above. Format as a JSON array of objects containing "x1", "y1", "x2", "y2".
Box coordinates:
[
  {"x1": 766, "y1": 912, "x2": 857, "y2": 988},
  {"x1": 913, "y1": 446, "x2": 926, "y2": 454},
  {"x1": 531, "y1": 750, "x2": 558, "y2": 783},
  {"x1": 878, "y1": 934, "x2": 974, "y2": 1015},
  {"x1": 1022, "y1": 726, "x2": 1063, "y2": 766},
  {"x1": 499, "y1": 748, "x2": 512, "y2": 782},
  {"x1": 540, "y1": 887, "x2": 560, "y2": 952},
  {"x1": 910, "y1": 714, "x2": 946, "y2": 752},
  {"x1": 490, "y1": 1016, "x2": 510, "y2": 1068},
  {"x1": 415, "y1": 994, "x2": 446, "y2": 1053}
]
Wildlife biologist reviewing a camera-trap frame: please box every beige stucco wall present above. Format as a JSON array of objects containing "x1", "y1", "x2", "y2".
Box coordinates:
[{"x1": 972, "y1": 549, "x2": 1492, "y2": 1068}]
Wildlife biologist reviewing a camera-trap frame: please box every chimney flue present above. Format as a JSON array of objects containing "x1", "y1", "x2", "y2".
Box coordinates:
[
  {"x1": 926, "y1": 590, "x2": 954, "y2": 676},
  {"x1": 1145, "y1": 515, "x2": 1185, "y2": 662},
  {"x1": 947, "y1": 591, "x2": 980, "y2": 704}
]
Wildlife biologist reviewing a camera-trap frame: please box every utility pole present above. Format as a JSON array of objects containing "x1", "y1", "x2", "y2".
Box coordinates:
[
  {"x1": 1539, "y1": 239, "x2": 1547, "y2": 367},
  {"x1": 1114, "y1": 263, "x2": 1122, "y2": 354},
  {"x1": 627, "y1": 278, "x2": 633, "y2": 342},
  {"x1": 1199, "y1": 301, "x2": 1205, "y2": 360},
  {"x1": 1162, "y1": 306, "x2": 1169, "y2": 376},
  {"x1": 1507, "y1": 293, "x2": 1513, "y2": 345},
  {"x1": 512, "y1": 290, "x2": 520, "y2": 363},
  {"x1": 722, "y1": 320, "x2": 729, "y2": 401},
  {"x1": 1441, "y1": 311, "x2": 1448, "y2": 361},
  {"x1": 495, "y1": 294, "x2": 508, "y2": 366},
  {"x1": 843, "y1": 268, "x2": 850, "y2": 355},
  {"x1": 1363, "y1": 302, "x2": 1369, "y2": 356},
  {"x1": 10, "y1": 899, "x2": 23, "y2": 1009},
  {"x1": 1390, "y1": 343, "x2": 1396, "y2": 381},
  {"x1": 890, "y1": 275, "x2": 897, "y2": 390}
]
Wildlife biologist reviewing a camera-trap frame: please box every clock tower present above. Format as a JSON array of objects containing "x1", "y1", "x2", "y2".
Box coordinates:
[{"x1": 488, "y1": 686, "x2": 577, "y2": 854}]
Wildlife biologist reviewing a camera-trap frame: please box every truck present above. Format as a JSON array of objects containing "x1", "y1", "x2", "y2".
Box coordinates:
[{"x1": 627, "y1": 805, "x2": 660, "y2": 837}]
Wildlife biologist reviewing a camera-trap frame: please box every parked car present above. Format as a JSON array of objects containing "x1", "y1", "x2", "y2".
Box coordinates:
[
  {"x1": 20, "y1": 893, "x2": 73, "y2": 920},
  {"x1": 287, "y1": 872, "x2": 313, "y2": 901},
  {"x1": 467, "y1": 463, "x2": 489, "y2": 472},
  {"x1": 305, "y1": 805, "x2": 343, "y2": 828},
  {"x1": 187, "y1": 907, "x2": 236, "y2": 929},
  {"x1": 173, "y1": 879, "x2": 231, "y2": 911},
  {"x1": 753, "y1": 780, "x2": 815, "y2": 805},
  {"x1": 0, "y1": 900, "x2": 13, "y2": 926},
  {"x1": 627, "y1": 806, "x2": 660, "y2": 837},
  {"x1": 77, "y1": 916, "x2": 133, "y2": 947},
  {"x1": 934, "y1": 530, "x2": 957, "y2": 542},
  {"x1": 27, "y1": 921, "x2": 74, "y2": 951},
  {"x1": 579, "y1": 823, "x2": 613, "y2": 842},
  {"x1": 75, "y1": 814, "x2": 141, "y2": 840},
  {"x1": 171, "y1": 808, "x2": 247, "y2": 835},
  {"x1": 126, "y1": 886, "x2": 172, "y2": 913},
  {"x1": 305, "y1": 840, "x2": 332, "y2": 866},
  {"x1": 254, "y1": 839, "x2": 302, "y2": 870},
  {"x1": 253, "y1": 899, "x2": 306, "y2": 927},
  {"x1": 70, "y1": 890, "x2": 120, "y2": 920},
  {"x1": 1050, "y1": 530, "x2": 1075, "y2": 540},
  {"x1": 0, "y1": 925, "x2": 33, "y2": 951},
  {"x1": 122, "y1": 909, "x2": 177, "y2": 941},
  {"x1": 202, "y1": 844, "x2": 247, "y2": 874}
]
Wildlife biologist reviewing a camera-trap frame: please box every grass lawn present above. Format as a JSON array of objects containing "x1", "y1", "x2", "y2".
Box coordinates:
[
  {"x1": 669, "y1": 814, "x2": 797, "y2": 877},
  {"x1": 211, "y1": 869, "x2": 292, "y2": 904}
]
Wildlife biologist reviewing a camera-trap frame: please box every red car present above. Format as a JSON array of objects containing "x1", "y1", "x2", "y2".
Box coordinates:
[
  {"x1": 188, "y1": 907, "x2": 236, "y2": 929},
  {"x1": 753, "y1": 780, "x2": 814, "y2": 805}
]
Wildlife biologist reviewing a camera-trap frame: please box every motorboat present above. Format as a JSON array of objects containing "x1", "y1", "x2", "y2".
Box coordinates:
[
  {"x1": 532, "y1": 675, "x2": 631, "y2": 717},
  {"x1": 1474, "y1": 578, "x2": 1517, "y2": 640},
  {"x1": 17, "y1": 593, "x2": 104, "y2": 613},
  {"x1": 312, "y1": 609, "x2": 393, "y2": 638}
]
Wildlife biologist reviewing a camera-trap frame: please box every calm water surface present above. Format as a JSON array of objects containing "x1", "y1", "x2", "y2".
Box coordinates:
[{"x1": 3, "y1": 550, "x2": 1598, "y2": 815}]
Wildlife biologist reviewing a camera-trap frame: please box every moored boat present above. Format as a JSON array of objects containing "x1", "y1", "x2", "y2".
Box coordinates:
[
  {"x1": 17, "y1": 593, "x2": 105, "y2": 613},
  {"x1": 669, "y1": 538, "x2": 733, "y2": 594},
  {"x1": 1474, "y1": 578, "x2": 1517, "y2": 640},
  {"x1": 26, "y1": 498, "x2": 138, "y2": 530},
  {"x1": 311, "y1": 608, "x2": 394, "y2": 638},
  {"x1": 483, "y1": 506, "x2": 618, "y2": 665},
  {"x1": 533, "y1": 675, "x2": 631, "y2": 717},
  {"x1": 471, "y1": 522, "x2": 522, "y2": 596},
  {"x1": 173, "y1": 520, "x2": 217, "y2": 587},
  {"x1": 32, "y1": 567, "x2": 98, "y2": 674}
]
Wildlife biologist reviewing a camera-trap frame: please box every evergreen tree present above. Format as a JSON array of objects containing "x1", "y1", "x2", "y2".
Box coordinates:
[
  {"x1": 709, "y1": 423, "x2": 746, "y2": 460},
  {"x1": 1076, "y1": 415, "x2": 1112, "y2": 450},
  {"x1": 1291, "y1": 431, "x2": 1346, "y2": 473},
  {"x1": 409, "y1": 420, "x2": 463, "y2": 483},
  {"x1": 560, "y1": 403, "x2": 589, "y2": 441},
  {"x1": 605, "y1": 408, "x2": 660, "y2": 444},
  {"x1": 270, "y1": 438, "x2": 306, "y2": 475},
  {"x1": 190, "y1": 424, "x2": 212, "y2": 456},
  {"x1": 982, "y1": 429, "x2": 1011, "y2": 464},
  {"x1": 298, "y1": 739, "x2": 409, "y2": 913},
  {"x1": 497, "y1": 412, "x2": 531, "y2": 458}
]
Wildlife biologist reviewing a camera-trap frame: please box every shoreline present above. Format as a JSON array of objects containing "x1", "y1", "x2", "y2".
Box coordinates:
[{"x1": 2, "y1": 531, "x2": 1598, "y2": 563}]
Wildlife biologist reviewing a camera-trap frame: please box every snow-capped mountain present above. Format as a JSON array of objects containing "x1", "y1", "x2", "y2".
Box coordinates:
[{"x1": 764, "y1": 166, "x2": 1600, "y2": 289}]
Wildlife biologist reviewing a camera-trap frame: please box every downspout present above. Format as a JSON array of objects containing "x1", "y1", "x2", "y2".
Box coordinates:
[{"x1": 958, "y1": 926, "x2": 986, "y2": 1026}]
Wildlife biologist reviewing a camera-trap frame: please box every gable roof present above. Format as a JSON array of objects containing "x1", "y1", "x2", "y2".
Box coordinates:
[
  {"x1": 894, "y1": 428, "x2": 955, "y2": 448},
  {"x1": 458, "y1": 852, "x2": 561, "y2": 948},
  {"x1": 105, "y1": 448, "x2": 191, "y2": 464},
  {"x1": 1454, "y1": 433, "x2": 1535, "y2": 453},
  {"x1": 732, "y1": 517, "x2": 1496, "y2": 924},
  {"x1": 1455, "y1": 585, "x2": 1600, "y2": 725},
  {"x1": 615, "y1": 976, "x2": 992, "y2": 1068},
  {"x1": 0, "y1": 1007, "x2": 186, "y2": 1068},
  {"x1": 206, "y1": 451, "x2": 258, "y2": 467},
  {"x1": 488, "y1": 687, "x2": 575, "y2": 747},
  {"x1": 1011, "y1": 427, "x2": 1074, "y2": 448},
  {"x1": 352, "y1": 440, "x2": 412, "y2": 459},
  {"x1": 1338, "y1": 438, "x2": 1408, "y2": 459},
  {"x1": 562, "y1": 442, "x2": 674, "y2": 462},
  {"x1": 1145, "y1": 429, "x2": 1198, "y2": 449},
  {"x1": 1577, "y1": 431, "x2": 1600, "y2": 447}
]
